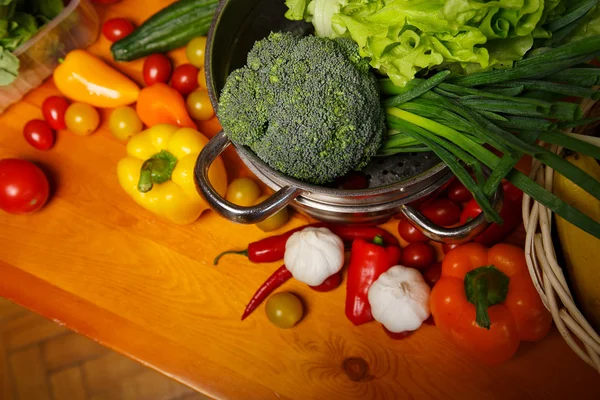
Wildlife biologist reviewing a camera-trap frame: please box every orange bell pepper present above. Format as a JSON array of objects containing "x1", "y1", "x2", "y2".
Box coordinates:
[
  {"x1": 430, "y1": 243, "x2": 552, "y2": 365},
  {"x1": 136, "y1": 83, "x2": 196, "y2": 129},
  {"x1": 53, "y1": 50, "x2": 140, "y2": 108}
]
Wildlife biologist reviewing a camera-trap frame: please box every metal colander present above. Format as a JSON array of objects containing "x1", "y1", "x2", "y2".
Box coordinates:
[{"x1": 194, "y1": 0, "x2": 501, "y2": 243}]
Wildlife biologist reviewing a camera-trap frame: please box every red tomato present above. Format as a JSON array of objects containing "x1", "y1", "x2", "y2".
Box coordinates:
[
  {"x1": 442, "y1": 243, "x2": 459, "y2": 254},
  {"x1": 0, "y1": 159, "x2": 50, "y2": 214},
  {"x1": 310, "y1": 272, "x2": 342, "y2": 292},
  {"x1": 42, "y1": 96, "x2": 68, "y2": 130},
  {"x1": 423, "y1": 262, "x2": 441, "y2": 287},
  {"x1": 92, "y1": 0, "x2": 121, "y2": 4},
  {"x1": 143, "y1": 54, "x2": 172, "y2": 86},
  {"x1": 383, "y1": 326, "x2": 414, "y2": 340},
  {"x1": 401, "y1": 242, "x2": 435, "y2": 271},
  {"x1": 23, "y1": 120, "x2": 55, "y2": 151},
  {"x1": 171, "y1": 64, "x2": 199, "y2": 95},
  {"x1": 102, "y1": 18, "x2": 135, "y2": 42},
  {"x1": 420, "y1": 197, "x2": 461, "y2": 226},
  {"x1": 446, "y1": 179, "x2": 473, "y2": 203},
  {"x1": 502, "y1": 180, "x2": 523, "y2": 205},
  {"x1": 337, "y1": 171, "x2": 369, "y2": 190},
  {"x1": 397, "y1": 219, "x2": 428, "y2": 243}
]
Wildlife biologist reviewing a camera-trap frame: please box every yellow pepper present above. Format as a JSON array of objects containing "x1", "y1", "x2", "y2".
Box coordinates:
[
  {"x1": 54, "y1": 50, "x2": 140, "y2": 108},
  {"x1": 117, "y1": 125, "x2": 228, "y2": 225}
]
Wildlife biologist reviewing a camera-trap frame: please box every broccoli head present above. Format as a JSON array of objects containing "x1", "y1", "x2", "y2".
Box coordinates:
[{"x1": 217, "y1": 32, "x2": 385, "y2": 185}]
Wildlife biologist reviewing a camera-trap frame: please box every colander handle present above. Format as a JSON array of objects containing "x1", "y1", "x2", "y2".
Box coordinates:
[
  {"x1": 194, "y1": 131, "x2": 302, "y2": 224},
  {"x1": 399, "y1": 185, "x2": 504, "y2": 244}
]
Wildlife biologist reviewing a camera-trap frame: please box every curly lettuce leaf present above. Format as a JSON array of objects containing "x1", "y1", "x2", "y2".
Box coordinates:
[{"x1": 0, "y1": 46, "x2": 18, "y2": 85}]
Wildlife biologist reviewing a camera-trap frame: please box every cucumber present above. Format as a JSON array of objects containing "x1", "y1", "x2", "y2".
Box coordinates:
[{"x1": 111, "y1": 0, "x2": 218, "y2": 62}]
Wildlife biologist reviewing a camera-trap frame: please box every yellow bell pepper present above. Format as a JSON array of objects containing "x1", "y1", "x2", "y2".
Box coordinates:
[
  {"x1": 117, "y1": 125, "x2": 228, "y2": 225},
  {"x1": 54, "y1": 50, "x2": 140, "y2": 108}
]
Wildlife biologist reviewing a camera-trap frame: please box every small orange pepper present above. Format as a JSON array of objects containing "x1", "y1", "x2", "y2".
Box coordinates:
[
  {"x1": 53, "y1": 50, "x2": 140, "y2": 108},
  {"x1": 136, "y1": 83, "x2": 196, "y2": 129}
]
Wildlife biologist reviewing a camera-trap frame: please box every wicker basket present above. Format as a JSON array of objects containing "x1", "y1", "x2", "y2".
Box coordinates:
[{"x1": 523, "y1": 98, "x2": 600, "y2": 373}]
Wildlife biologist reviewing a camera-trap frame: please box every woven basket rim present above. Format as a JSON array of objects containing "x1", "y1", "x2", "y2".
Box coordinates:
[{"x1": 523, "y1": 97, "x2": 600, "y2": 374}]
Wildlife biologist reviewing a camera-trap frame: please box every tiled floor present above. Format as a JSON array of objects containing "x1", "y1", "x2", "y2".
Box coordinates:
[{"x1": 0, "y1": 297, "x2": 209, "y2": 400}]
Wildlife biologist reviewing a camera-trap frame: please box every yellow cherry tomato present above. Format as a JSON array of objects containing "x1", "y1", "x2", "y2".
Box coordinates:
[
  {"x1": 265, "y1": 292, "x2": 304, "y2": 329},
  {"x1": 197, "y1": 69, "x2": 208, "y2": 90},
  {"x1": 65, "y1": 103, "x2": 100, "y2": 136},
  {"x1": 186, "y1": 36, "x2": 207, "y2": 68},
  {"x1": 254, "y1": 195, "x2": 290, "y2": 232},
  {"x1": 226, "y1": 177, "x2": 261, "y2": 207},
  {"x1": 186, "y1": 90, "x2": 214, "y2": 121},
  {"x1": 109, "y1": 106, "x2": 143, "y2": 141}
]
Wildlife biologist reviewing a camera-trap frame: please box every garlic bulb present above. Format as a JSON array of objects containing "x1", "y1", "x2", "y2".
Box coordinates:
[
  {"x1": 367, "y1": 265, "x2": 431, "y2": 333},
  {"x1": 284, "y1": 227, "x2": 344, "y2": 286}
]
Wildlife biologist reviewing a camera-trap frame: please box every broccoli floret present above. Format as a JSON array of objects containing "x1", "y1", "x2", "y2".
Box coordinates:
[{"x1": 217, "y1": 32, "x2": 385, "y2": 185}]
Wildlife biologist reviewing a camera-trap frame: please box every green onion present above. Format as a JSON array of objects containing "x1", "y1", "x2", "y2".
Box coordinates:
[
  {"x1": 492, "y1": 80, "x2": 600, "y2": 99},
  {"x1": 545, "y1": 68, "x2": 600, "y2": 87},
  {"x1": 517, "y1": 35, "x2": 600, "y2": 67},
  {"x1": 384, "y1": 71, "x2": 451, "y2": 107},
  {"x1": 546, "y1": 0, "x2": 599, "y2": 33},
  {"x1": 451, "y1": 53, "x2": 599, "y2": 87},
  {"x1": 538, "y1": 131, "x2": 600, "y2": 160},
  {"x1": 459, "y1": 99, "x2": 549, "y2": 117},
  {"x1": 388, "y1": 118, "x2": 501, "y2": 223},
  {"x1": 496, "y1": 117, "x2": 557, "y2": 131}
]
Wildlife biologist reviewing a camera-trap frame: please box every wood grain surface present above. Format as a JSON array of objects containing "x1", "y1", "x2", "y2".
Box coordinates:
[{"x1": 1, "y1": 1, "x2": 599, "y2": 399}]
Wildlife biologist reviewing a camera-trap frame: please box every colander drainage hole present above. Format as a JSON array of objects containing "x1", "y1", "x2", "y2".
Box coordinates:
[
  {"x1": 382, "y1": 170, "x2": 389, "y2": 175},
  {"x1": 365, "y1": 174, "x2": 372, "y2": 180},
  {"x1": 397, "y1": 162, "x2": 404, "y2": 168}
]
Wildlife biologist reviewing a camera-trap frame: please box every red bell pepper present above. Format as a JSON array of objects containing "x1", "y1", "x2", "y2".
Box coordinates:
[{"x1": 345, "y1": 236, "x2": 402, "y2": 326}]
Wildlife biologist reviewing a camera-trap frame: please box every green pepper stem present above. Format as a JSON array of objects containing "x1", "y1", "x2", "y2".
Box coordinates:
[
  {"x1": 464, "y1": 266, "x2": 510, "y2": 330},
  {"x1": 213, "y1": 249, "x2": 249, "y2": 265},
  {"x1": 137, "y1": 150, "x2": 178, "y2": 193},
  {"x1": 372, "y1": 235, "x2": 385, "y2": 246}
]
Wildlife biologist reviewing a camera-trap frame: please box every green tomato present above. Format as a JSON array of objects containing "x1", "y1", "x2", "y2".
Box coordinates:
[
  {"x1": 109, "y1": 106, "x2": 143, "y2": 141},
  {"x1": 225, "y1": 177, "x2": 261, "y2": 206},
  {"x1": 265, "y1": 292, "x2": 304, "y2": 329},
  {"x1": 254, "y1": 195, "x2": 290, "y2": 232}
]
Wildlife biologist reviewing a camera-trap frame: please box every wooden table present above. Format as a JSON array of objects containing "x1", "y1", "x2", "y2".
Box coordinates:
[{"x1": 1, "y1": 1, "x2": 599, "y2": 399}]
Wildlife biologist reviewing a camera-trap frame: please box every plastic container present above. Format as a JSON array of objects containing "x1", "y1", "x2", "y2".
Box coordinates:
[{"x1": 0, "y1": 0, "x2": 100, "y2": 114}]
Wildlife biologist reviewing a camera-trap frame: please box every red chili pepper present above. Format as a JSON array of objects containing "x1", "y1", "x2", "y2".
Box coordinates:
[
  {"x1": 214, "y1": 223, "x2": 398, "y2": 265},
  {"x1": 241, "y1": 265, "x2": 292, "y2": 320},
  {"x1": 345, "y1": 236, "x2": 402, "y2": 326},
  {"x1": 310, "y1": 271, "x2": 342, "y2": 292}
]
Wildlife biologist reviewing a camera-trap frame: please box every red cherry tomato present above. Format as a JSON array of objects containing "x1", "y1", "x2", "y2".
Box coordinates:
[
  {"x1": 337, "y1": 171, "x2": 369, "y2": 190},
  {"x1": 23, "y1": 120, "x2": 55, "y2": 151},
  {"x1": 401, "y1": 242, "x2": 435, "y2": 271},
  {"x1": 420, "y1": 197, "x2": 461, "y2": 226},
  {"x1": 42, "y1": 96, "x2": 68, "y2": 130},
  {"x1": 92, "y1": 0, "x2": 121, "y2": 4},
  {"x1": 397, "y1": 219, "x2": 429, "y2": 243},
  {"x1": 502, "y1": 180, "x2": 523, "y2": 205},
  {"x1": 310, "y1": 272, "x2": 342, "y2": 292},
  {"x1": 446, "y1": 179, "x2": 473, "y2": 203},
  {"x1": 143, "y1": 54, "x2": 172, "y2": 86},
  {"x1": 422, "y1": 262, "x2": 441, "y2": 287},
  {"x1": 383, "y1": 325, "x2": 414, "y2": 340},
  {"x1": 102, "y1": 18, "x2": 135, "y2": 42},
  {"x1": 170, "y1": 64, "x2": 199, "y2": 95},
  {"x1": 0, "y1": 159, "x2": 50, "y2": 214},
  {"x1": 442, "y1": 243, "x2": 459, "y2": 254}
]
